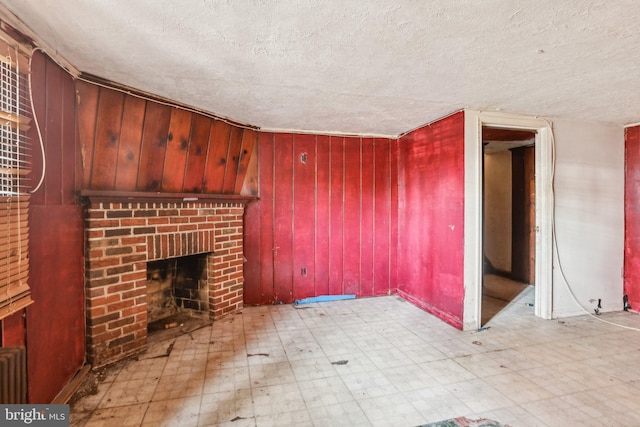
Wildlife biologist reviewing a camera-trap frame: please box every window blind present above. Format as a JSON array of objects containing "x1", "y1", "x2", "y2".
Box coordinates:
[{"x1": 0, "y1": 32, "x2": 33, "y2": 320}]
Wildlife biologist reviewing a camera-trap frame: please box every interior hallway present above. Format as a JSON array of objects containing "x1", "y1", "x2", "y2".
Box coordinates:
[
  {"x1": 482, "y1": 274, "x2": 530, "y2": 326},
  {"x1": 70, "y1": 295, "x2": 640, "y2": 427}
]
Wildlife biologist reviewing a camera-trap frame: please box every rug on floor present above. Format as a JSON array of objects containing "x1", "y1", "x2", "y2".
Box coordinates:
[{"x1": 419, "y1": 416, "x2": 509, "y2": 427}]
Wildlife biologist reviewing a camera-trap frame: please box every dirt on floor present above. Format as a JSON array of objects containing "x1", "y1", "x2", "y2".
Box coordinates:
[
  {"x1": 68, "y1": 359, "x2": 127, "y2": 405},
  {"x1": 69, "y1": 312, "x2": 211, "y2": 406}
]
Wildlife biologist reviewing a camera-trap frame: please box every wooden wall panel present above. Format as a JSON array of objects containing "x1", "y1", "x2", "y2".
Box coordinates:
[
  {"x1": 328, "y1": 136, "x2": 344, "y2": 295},
  {"x1": 243, "y1": 133, "x2": 274, "y2": 305},
  {"x1": 91, "y1": 89, "x2": 124, "y2": 189},
  {"x1": 235, "y1": 129, "x2": 257, "y2": 194},
  {"x1": 273, "y1": 133, "x2": 294, "y2": 303},
  {"x1": 75, "y1": 81, "x2": 99, "y2": 190},
  {"x1": 222, "y1": 127, "x2": 243, "y2": 193},
  {"x1": 243, "y1": 198, "x2": 263, "y2": 304},
  {"x1": 625, "y1": 126, "x2": 640, "y2": 311},
  {"x1": 293, "y1": 134, "x2": 316, "y2": 299},
  {"x1": 61, "y1": 69, "x2": 76, "y2": 205},
  {"x1": 161, "y1": 109, "x2": 192, "y2": 192},
  {"x1": 183, "y1": 115, "x2": 211, "y2": 192},
  {"x1": 240, "y1": 141, "x2": 259, "y2": 197},
  {"x1": 389, "y1": 139, "x2": 399, "y2": 292},
  {"x1": 43, "y1": 58, "x2": 63, "y2": 205},
  {"x1": 136, "y1": 103, "x2": 171, "y2": 191},
  {"x1": 374, "y1": 138, "x2": 391, "y2": 295},
  {"x1": 28, "y1": 205, "x2": 84, "y2": 403},
  {"x1": 396, "y1": 112, "x2": 465, "y2": 328},
  {"x1": 315, "y1": 135, "x2": 330, "y2": 296},
  {"x1": 115, "y1": 96, "x2": 146, "y2": 190},
  {"x1": 343, "y1": 137, "x2": 362, "y2": 296},
  {"x1": 360, "y1": 138, "x2": 375, "y2": 297},
  {"x1": 1, "y1": 312, "x2": 25, "y2": 346},
  {"x1": 203, "y1": 120, "x2": 232, "y2": 193},
  {"x1": 258, "y1": 133, "x2": 275, "y2": 302}
]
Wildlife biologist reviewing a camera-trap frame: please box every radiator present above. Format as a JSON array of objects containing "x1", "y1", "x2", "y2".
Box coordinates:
[{"x1": 0, "y1": 346, "x2": 26, "y2": 404}]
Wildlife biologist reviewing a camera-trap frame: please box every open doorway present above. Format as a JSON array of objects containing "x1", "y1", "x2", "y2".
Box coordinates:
[
  {"x1": 482, "y1": 127, "x2": 535, "y2": 325},
  {"x1": 463, "y1": 111, "x2": 553, "y2": 331}
]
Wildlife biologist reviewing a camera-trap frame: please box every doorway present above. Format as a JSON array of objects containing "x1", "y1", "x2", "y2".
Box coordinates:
[
  {"x1": 481, "y1": 127, "x2": 535, "y2": 325},
  {"x1": 463, "y1": 111, "x2": 554, "y2": 331}
]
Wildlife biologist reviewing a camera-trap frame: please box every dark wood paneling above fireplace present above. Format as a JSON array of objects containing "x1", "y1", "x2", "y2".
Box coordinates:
[{"x1": 76, "y1": 81, "x2": 258, "y2": 197}]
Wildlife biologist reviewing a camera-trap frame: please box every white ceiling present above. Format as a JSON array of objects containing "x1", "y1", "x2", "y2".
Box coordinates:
[{"x1": 2, "y1": 0, "x2": 639, "y2": 137}]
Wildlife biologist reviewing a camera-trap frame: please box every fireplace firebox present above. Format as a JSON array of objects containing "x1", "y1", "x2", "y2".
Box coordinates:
[{"x1": 146, "y1": 254, "x2": 209, "y2": 324}]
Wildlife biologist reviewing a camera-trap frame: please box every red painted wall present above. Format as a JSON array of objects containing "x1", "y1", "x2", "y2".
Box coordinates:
[
  {"x1": 1, "y1": 312, "x2": 25, "y2": 346},
  {"x1": 396, "y1": 112, "x2": 465, "y2": 328},
  {"x1": 25, "y1": 51, "x2": 86, "y2": 403},
  {"x1": 624, "y1": 126, "x2": 640, "y2": 312},
  {"x1": 244, "y1": 133, "x2": 397, "y2": 304}
]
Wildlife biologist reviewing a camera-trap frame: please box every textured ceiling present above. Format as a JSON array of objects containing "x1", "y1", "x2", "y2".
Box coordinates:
[{"x1": 2, "y1": 0, "x2": 639, "y2": 136}]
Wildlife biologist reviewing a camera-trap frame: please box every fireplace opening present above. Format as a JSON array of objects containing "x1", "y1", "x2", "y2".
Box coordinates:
[{"x1": 146, "y1": 254, "x2": 209, "y2": 329}]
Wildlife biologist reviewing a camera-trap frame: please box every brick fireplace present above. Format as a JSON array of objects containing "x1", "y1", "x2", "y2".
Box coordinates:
[{"x1": 83, "y1": 195, "x2": 248, "y2": 367}]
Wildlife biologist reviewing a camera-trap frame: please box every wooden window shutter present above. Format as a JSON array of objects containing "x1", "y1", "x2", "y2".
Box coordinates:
[{"x1": 0, "y1": 30, "x2": 33, "y2": 320}]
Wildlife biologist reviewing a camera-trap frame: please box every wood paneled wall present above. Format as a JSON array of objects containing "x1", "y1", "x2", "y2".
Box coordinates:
[
  {"x1": 625, "y1": 126, "x2": 640, "y2": 312},
  {"x1": 26, "y1": 51, "x2": 85, "y2": 403},
  {"x1": 76, "y1": 81, "x2": 258, "y2": 195},
  {"x1": 244, "y1": 133, "x2": 398, "y2": 304},
  {"x1": 396, "y1": 112, "x2": 466, "y2": 328}
]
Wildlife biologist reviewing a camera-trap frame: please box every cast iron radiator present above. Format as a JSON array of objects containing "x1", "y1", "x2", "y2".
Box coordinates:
[{"x1": 0, "y1": 346, "x2": 27, "y2": 403}]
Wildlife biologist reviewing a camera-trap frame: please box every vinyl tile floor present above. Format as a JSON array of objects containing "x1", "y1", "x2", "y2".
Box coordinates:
[
  {"x1": 70, "y1": 292, "x2": 640, "y2": 427},
  {"x1": 481, "y1": 274, "x2": 530, "y2": 325}
]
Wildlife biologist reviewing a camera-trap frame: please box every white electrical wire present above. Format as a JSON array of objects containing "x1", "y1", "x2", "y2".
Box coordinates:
[
  {"x1": 28, "y1": 47, "x2": 45, "y2": 194},
  {"x1": 542, "y1": 117, "x2": 640, "y2": 332}
]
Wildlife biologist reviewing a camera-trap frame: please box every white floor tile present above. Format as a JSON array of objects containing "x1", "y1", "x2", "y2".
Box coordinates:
[
  {"x1": 198, "y1": 388, "x2": 253, "y2": 425},
  {"x1": 306, "y1": 401, "x2": 371, "y2": 427},
  {"x1": 251, "y1": 382, "x2": 306, "y2": 416},
  {"x1": 418, "y1": 359, "x2": 477, "y2": 385},
  {"x1": 358, "y1": 393, "x2": 427, "y2": 427},
  {"x1": 79, "y1": 403, "x2": 148, "y2": 427},
  {"x1": 340, "y1": 369, "x2": 399, "y2": 400},
  {"x1": 70, "y1": 295, "x2": 640, "y2": 427},
  {"x1": 297, "y1": 376, "x2": 354, "y2": 408},
  {"x1": 404, "y1": 385, "x2": 473, "y2": 423}
]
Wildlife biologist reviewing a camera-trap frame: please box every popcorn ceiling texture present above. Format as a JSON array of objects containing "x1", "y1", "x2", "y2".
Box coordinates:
[{"x1": 4, "y1": 1, "x2": 640, "y2": 135}]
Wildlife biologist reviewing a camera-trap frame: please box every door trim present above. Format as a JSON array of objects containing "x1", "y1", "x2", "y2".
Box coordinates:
[{"x1": 463, "y1": 110, "x2": 553, "y2": 330}]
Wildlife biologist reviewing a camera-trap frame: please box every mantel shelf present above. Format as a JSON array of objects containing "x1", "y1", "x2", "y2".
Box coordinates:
[{"x1": 79, "y1": 190, "x2": 257, "y2": 204}]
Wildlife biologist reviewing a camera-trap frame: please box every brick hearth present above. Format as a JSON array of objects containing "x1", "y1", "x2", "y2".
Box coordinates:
[{"x1": 83, "y1": 198, "x2": 246, "y2": 367}]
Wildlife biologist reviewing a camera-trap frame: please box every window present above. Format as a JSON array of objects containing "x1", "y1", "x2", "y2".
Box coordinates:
[{"x1": 0, "y1": 32, "x2": 33, "y2": 320}]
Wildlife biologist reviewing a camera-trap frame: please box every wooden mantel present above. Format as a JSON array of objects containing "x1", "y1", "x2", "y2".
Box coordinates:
[{"x1": 79, "y1": 190, "x2": 257, "y2": 204}]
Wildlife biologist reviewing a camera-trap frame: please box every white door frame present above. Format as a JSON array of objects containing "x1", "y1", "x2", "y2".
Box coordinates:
[{"x1": 463, "y1": 110, "x2": 554, "y2": 330}]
